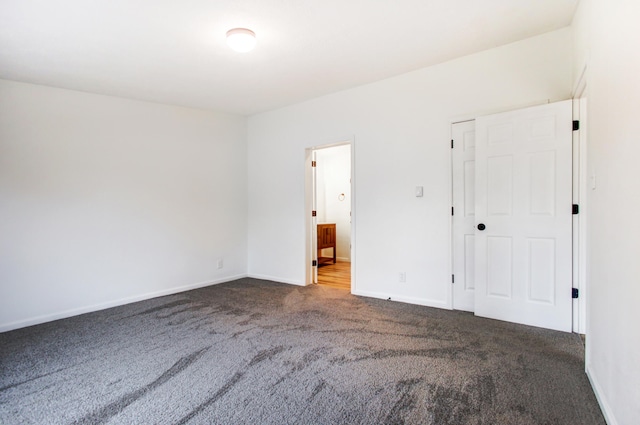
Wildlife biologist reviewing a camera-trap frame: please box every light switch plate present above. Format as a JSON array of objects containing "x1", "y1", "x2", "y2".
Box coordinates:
[{"x1": 415, "y1": 186, "x2": 424, "y2": 197}]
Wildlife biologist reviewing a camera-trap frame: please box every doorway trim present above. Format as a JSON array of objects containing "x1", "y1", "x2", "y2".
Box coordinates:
[
  {"x1": 572, "y1": 67, "x2": 588, "y2": 335},
  {"x1": 304, "y1": 137, "x2": 355, "y2": 291}
]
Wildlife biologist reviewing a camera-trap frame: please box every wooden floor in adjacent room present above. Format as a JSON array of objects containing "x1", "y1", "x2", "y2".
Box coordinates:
[{"x1": 317, "y1": 261, "x2": 351, "y2": 290}]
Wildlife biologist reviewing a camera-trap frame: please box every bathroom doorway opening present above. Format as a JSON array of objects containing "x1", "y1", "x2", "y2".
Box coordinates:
[{"x1": 305, "y1": 141, "x2": 354, "y2": 291}]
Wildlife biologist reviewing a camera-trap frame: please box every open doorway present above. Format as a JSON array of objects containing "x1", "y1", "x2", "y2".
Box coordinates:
[{"x1": 305, "y1": 142, "x2": 353, "y2": 290}]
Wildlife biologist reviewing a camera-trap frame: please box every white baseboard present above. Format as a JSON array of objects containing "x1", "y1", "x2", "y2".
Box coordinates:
[
  {"x1": 336, "y1": 257, "x2": 351, "y2": 262},
  {"x1": 0, "y1": 274, "x2": 247, "y2": 333},
  {"x1": 247, "y1": 274, "x2": 306, "y2": 286},
  {"x1": 351, "y1": 289, "x2": 450, "y2": 310},
  {"x1": 586, "y1": 363, "x2": 617, "y2": 425}
]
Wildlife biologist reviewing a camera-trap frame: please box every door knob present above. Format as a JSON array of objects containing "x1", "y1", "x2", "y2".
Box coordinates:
[{"x1": 477, "y1": 223, "x2": 486, "y2": 231}]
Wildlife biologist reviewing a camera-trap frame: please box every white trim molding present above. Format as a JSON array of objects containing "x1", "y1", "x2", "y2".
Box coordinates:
[
  {"x1": 247, "y1": 274, "x2": 306, "y2": 287},
  {"x1": 586, "y1": 364, "x2": 618, "y2": 425},
  {"x1": 0, "y1": 274, "x2": 248, "y2": 333},
  {"x1": 352, "y1": 289, "x2": 449, "y2": 310}
]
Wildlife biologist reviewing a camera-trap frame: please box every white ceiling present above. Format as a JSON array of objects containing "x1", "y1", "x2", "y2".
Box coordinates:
[{"x1": 0, "y1": 0, "x2": 578, "y2": 116}]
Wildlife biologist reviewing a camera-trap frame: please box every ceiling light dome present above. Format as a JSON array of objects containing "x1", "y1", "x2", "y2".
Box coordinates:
[{"x1": 226, "y1": 28, "x2": 257, "y2": 53}]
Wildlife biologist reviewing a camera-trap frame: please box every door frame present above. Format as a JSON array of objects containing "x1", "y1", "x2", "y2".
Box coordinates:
[
  {"x1": 572, "y1": 68, "x2": 588, "y2": 335},
  {"x1": 304, "y1": 137, "x2": 355, "y2": 291}
]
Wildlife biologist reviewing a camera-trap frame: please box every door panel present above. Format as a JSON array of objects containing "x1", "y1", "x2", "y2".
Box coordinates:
[
  {"x1": 527, "y1": 238, "x2": 555, "y2": 304},
  {"x1": 463, "y1": 161, "x2": 475, "y2": 217},
  {"x1": 474, "y1": 100, "x2": 573, "y2": 332},
  {"x1": 463, "y1": 234, "x2": 475, "y2": 291},
  {"x1": 486, "y1": 236, "x2": 512, "y2": 298},
  {"x1": 528, "y1": 151, "x2": 556, "y2": 215},
  {"x1": 487, "y1": 155, "x2": 513, "y2": 216}
]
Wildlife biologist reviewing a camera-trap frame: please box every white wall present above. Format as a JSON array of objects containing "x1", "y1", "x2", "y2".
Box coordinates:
[
  {"x1": 247, "y1": 28, "x2": 573, "y2": 306},
  {"x1": 0, "y1": 80, "x2": 248, "y2": 331},
  {"x1": 573, "y1": 1, "x2": 640, "y2": 424},
  {"x1": 316, "y1": 145, "x2": 351, "y2": 261}
]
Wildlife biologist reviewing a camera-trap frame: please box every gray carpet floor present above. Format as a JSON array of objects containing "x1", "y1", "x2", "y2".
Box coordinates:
[{"x1": 0, "y1": 278, "x2": 605, "y2": 425}]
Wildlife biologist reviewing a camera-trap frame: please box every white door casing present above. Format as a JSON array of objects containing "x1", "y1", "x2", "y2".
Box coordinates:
[
  {"x1": 474, "y1": 100, "x2": 573, "y2": 332},
  {"x1": 452, "y1": 120, "x2": 477, "y2": 312},
  {"x1": 311, "y1": 150, "x2": 318, "y2": 284}
]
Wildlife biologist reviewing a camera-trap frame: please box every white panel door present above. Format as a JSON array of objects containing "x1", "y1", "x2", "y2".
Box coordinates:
[
  {"x1": 452, "y1": 120, "x2": 476, "y2": 312},
  {"x1": 474, "y1": 100, "x2": 573, "y2": 332}
]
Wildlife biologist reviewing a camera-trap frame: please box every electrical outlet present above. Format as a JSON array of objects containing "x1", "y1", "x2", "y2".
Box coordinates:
[
  {"x1": 217, "y1": 258, "x2": 224, "y2": 269},
  {"x1": 399, "y1": 272, "x2": 406, "y2": 283}
]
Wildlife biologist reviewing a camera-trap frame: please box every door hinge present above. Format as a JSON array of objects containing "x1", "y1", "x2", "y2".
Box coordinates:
[
  {"x1": 572, "y1": 204, "x2": 579, "y2": 215},
  {"x1": 573, "y1": 120, "x2": 580, "y2": 131},
  {"x1": 312, "y1": 260, "x2": 317, "y2": 267},
  {"x1": 312, "y1": 210, "x2": 316, "y2": 217},
  {"x1": 451, "y1": 139, "x2": 454, "y2": 149},
  {"x1": 451, "y1": 206, "x2": 454, "y2": 216},
  {"x1": 452, "y1": 274, "x2": 455, "y2": 284},
  {"x1": 311, "y1": 160, "x2": 317, "y2": 167},
  {"x1": 572, "y1": 288, "x2": 579, "y2": 299}
]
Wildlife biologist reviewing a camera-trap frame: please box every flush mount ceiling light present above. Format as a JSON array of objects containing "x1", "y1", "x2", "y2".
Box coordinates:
[{"x1": 226, "y1": 28, "x2": 257, "y2": 53}]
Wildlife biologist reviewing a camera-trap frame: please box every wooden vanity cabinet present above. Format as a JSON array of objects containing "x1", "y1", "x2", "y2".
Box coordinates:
[{"x1": 317, "y1": 223, "x2": 336, "y2": 265}]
